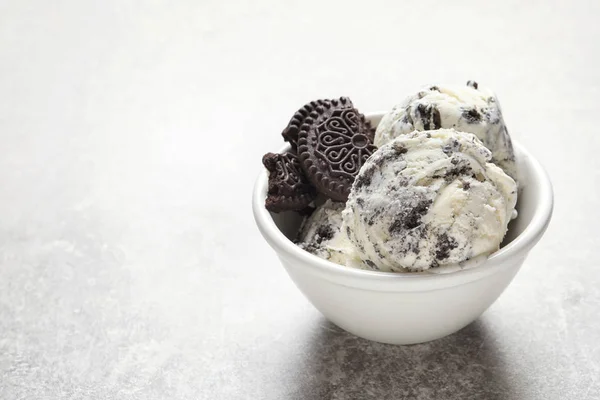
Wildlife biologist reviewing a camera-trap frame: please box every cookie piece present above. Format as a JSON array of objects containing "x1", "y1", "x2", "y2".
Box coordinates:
[
  {"x1": 297, "y1": 100, "x2": 376, "y2": 201},
  {"x1": 262, "y1": 152, "x2": 316, "y2": 212}
]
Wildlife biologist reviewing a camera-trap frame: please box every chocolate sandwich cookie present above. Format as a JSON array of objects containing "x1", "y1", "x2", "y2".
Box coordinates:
[
  {"x1": 282, "y1": 99, "x2": 328, "y2": 149},
  {"x1": 262, "y1": 152, "x2": 316, "y2": 213},
  {"x1": 282, "y1": 98, "x2": 375, "y2": 149},
  {"x1": 297, "y1": 99, "x2": 376, "y2": 202}
]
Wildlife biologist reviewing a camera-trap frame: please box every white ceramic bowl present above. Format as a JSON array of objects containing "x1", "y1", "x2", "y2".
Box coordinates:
[{"x1": 253, "y1": 113, "x2": 553, "y2": 345}]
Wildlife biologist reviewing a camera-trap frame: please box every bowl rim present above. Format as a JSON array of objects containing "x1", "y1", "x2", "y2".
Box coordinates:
[{"x1": 252, "y1": 112, "x2": 554, "y2": 286}]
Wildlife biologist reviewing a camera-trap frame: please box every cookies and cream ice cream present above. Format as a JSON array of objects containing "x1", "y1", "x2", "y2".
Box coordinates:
[
  {"x1": 374, "y1": 82, "x2": 517, "y2": 181},
  {"x1": 342, "y1": 129, "x2": 517, "y2": 272}
]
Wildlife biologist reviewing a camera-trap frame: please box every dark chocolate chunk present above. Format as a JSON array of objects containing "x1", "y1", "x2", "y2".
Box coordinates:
[
  {"x1": 297, "y1": 99, "x2": 376, "y2": 201},
  {"x1": 435, "y1": 233, "x2": 458, "y2": 260},
  {"x1": 315, "y1": 224, "x2": 334, "y2": 244},
  {"x1": 462, "y1": 108, "x2": 482, "y2": 123},
  {"x1": 415, "y1": 104, "x2": 441, "y2": 131},
  {"x1": 262, "y1": 152, "x2": 316, "y2": 212},
  {"x1": 466, "y1": 80, "x2": 479, "y2": 89}
]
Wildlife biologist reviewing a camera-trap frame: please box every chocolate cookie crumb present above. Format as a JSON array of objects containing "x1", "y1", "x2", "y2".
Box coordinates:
[
  {"x1": 462, "y1": 108, "x2": 482, "y2": 123},
  {"x1": 435, "y1": 233, "x2": 458, "y2": 260},
  {"x1": 466, "y1": 80, "x2": 479, "y2": 89},
  {"x1": 415, "y1": 104, "x2": 442, "y2": 131}
]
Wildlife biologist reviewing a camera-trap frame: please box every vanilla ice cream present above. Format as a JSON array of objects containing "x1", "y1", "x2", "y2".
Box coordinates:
[
  {"x1": 342, "y1": 129, "x2": 517, "y2": 272},
  {"x1": 375, "y1": 82, "x2": 517, "y2": 181}
]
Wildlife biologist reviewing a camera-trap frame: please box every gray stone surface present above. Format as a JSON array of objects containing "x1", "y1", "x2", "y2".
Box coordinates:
[{"x1": 0, "y1": 0, "x2": 599, "y2": 399}]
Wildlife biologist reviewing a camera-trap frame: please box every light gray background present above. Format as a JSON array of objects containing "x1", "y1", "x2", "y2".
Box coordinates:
[{"x1": 0, "y1": 1, "x2": 598, "y2": 399}]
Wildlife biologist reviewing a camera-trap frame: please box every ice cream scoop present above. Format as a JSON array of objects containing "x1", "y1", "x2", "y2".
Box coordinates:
[
  {"x1": 374, "y1": 82, "x2": 517, "y2": 181},
  {"x1": 342, "y1": 129, "x2": 517, "y2": 272}
]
